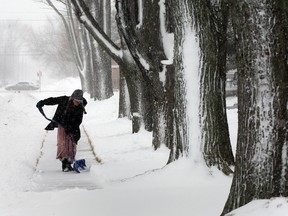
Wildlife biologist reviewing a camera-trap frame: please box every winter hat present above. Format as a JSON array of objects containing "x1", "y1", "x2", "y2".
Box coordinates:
[{"x1": 71, "y1": 89, "x2": 83, "y2": 103}]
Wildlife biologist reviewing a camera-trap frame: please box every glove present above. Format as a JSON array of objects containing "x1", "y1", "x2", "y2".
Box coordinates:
[
  {"x1": 36, "y1": 100, "x2": 44, "y2": 109},
  {"x1": 45, "y1": 122, "x2": 58, "y2": 130}
]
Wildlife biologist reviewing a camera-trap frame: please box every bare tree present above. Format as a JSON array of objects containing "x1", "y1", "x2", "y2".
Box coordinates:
[
  {"x1": 27, "y1": 19, "x2": 77, "y2": 77},
  {"x1": 71, "y1": 0, "x2": 147, "y2": 133},
  {"x1": 71, "y1": 0, "x2": 234, "y2": 175},
  {"x1": 84, "y1": 0, "x2": 113, "y2": 100},
  {"x1": 45, "y1": 0, "x2": 113, "y2": 100}
]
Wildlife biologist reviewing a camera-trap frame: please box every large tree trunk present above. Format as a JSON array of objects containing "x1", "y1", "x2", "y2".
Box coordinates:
[
  {"x1": 166, "y1": 0, "x2": 197, "y2": 162},
  {"x1": 121, "y1": 63, "x2": 143, "y2": 133},
  {"x1": 91, "y1": 0, "x2": 113, "y2": 100},
  {"x1": 167, "y1": 0, "x2": 234, "y2": 172},
  {"x1": 222, "y1": 1, "x2": 288, "y2": 214},
  {"x1": 197, "y1": 0, "x2": 235, "y2": 174}
]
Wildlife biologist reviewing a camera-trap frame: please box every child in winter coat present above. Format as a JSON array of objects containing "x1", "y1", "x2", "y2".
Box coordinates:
[{"x1": 36, "y1": 89, "x2": 87, "y2": 172}]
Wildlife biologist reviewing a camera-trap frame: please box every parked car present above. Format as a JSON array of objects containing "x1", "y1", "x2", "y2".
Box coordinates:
[{"x1": 5, "y1": 81, "x2": 39, "y2": 91}]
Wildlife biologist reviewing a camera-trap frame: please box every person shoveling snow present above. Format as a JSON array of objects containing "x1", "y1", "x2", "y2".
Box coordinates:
[{"x1": 36, "y1": 89, "x2": 87, "y2": 173}]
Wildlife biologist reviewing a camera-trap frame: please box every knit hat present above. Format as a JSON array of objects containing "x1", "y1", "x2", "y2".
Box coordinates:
[{"x1": 71, "y1": 89, "x2": 83, "y2": 103}]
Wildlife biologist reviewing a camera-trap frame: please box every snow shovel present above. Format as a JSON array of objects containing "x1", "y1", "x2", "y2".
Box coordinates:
[{"x1": 73, "y1": 159, "x2": 87, "y2": 173}]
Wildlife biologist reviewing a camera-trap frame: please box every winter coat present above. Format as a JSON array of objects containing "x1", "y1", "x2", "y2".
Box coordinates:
[{"x1": 39, "y1": 96, "x2": 87, "y2": 142}]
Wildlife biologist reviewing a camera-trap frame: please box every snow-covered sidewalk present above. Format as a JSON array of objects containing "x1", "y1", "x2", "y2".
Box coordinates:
[
  {"x1": 1, "y1": 78, "x2": 287, "y2": 216},
  {"x1": 0, "y1": 82, "x2": 235, "y2": 216},
  {"x1": 31, "y1": 128, "x2": 100, "y2": 191}
]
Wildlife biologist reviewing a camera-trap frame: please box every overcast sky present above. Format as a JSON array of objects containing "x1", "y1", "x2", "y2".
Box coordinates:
[
  {"x1": 0, "y1": 0, "x2": 62, "y2": 83},
  {"x1": 0, "y1": 0, "x2": 57, "y2": 22}
]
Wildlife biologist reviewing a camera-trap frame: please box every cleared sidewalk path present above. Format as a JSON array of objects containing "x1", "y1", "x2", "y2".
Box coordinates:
[{"x1": 32, "y1": 128, "x2": 100, "y2": 191}]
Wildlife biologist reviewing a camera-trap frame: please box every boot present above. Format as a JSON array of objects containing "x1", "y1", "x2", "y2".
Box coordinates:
[
  {"x1": 62, "y1": 158, "x2": 69, "y2": 172},
  {"x1": 67, "y1": 162, "x2": 74, "y2": 171}
]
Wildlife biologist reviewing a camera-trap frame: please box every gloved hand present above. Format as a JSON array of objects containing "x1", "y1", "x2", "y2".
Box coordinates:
[
  {"x1": 45, "y1": 122, "x2": 58, "y2": 130},
  {"x1": 36, "y1": 100, "x2": 44, "y2": 109}
]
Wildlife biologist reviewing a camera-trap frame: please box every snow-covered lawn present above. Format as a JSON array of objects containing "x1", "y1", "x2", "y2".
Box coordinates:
[{"x1": 0, "y1": 77, "x2": 286, "y2": 216}]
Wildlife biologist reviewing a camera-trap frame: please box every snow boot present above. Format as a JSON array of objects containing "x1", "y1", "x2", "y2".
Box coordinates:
[
  {"x1": 62, "y1": 158, "x2": 74, "y2": 172},
  {"x1": 62, "y1": 159, "x2": 68, "y2": 172}
]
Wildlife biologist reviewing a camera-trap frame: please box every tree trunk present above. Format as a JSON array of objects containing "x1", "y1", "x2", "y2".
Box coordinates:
[
  {"x1": 121, "y1": 63, "x2": 143, "y2": 133},
  {"x1": 197, "y1": 0, "x2": 235, "y2": 173},
  {"x1": 167, "y1": 0, "x2": 234, "y2": 172},
  {"x1": 116, "y1": 0, "x2": 168, "y2": 133},
  {"x1": 222, "y1": 1, "x2": 288, "y2": 214},
  {"x1": 118, "y1": 69, "x2": 130, "y2": 118},
  {"x1": 115, "y1": 0, "x2": 169, "y2": 143},
  {"x1": 92, "y1": 0, "x2": 113, "y2": 100}
]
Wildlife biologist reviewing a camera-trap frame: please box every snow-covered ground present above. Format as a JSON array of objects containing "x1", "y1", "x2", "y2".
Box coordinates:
[{"x1": 0, "y1": 77, "x2": 286, "y2": 216}]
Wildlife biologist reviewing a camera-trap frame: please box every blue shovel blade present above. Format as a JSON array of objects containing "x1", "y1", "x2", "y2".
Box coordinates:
[{"x1": 73, "y1": 159, "x2": 86, "y2": 173}]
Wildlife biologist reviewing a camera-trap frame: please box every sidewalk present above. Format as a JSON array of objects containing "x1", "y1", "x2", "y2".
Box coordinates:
[{"x1": 31, "y1": 129, "x2": 100, "y2": 191}]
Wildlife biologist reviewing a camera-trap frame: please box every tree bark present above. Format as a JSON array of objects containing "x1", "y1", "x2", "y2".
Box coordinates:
[
  {"x1": 222, "y1": 1, "x2": 288, "y2": 214},
  {"x1": 197, "y1": 0, "x2": 235, "y2": 174},
  {"x1": 115, "y1": 0, "x2": 166, "y2": 134},
  {"x1": 118, "y1": 69, "x2": 130, "y2": 118},
  {"x1": 167, "y1": 0, "x2": 234, "y2": 172},
  {"x1": 91, "y1": 0, "x2": 113, "y2": 100}
]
